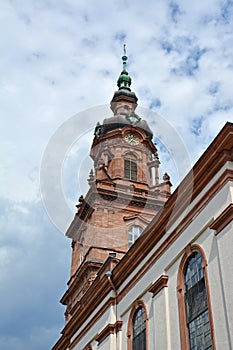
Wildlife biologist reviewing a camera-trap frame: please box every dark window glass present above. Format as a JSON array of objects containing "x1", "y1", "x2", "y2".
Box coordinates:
[
  {"x1": 124, "y1": 159, "x2": 137, "y2": 181},
  {"x1": 125, "y1": 159, "x2": 131, "y2": 179},
  {"x1": 133, "y1": 306, "x2": 146, "y2": 350},
  {"x1": 184, "y1": 252, "x2": 213, "y2": 350}
]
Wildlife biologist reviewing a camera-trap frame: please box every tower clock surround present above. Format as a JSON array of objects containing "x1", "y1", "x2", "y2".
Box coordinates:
[{"x1": 124, "y1": 132, "x2": 140, "y2": 145}]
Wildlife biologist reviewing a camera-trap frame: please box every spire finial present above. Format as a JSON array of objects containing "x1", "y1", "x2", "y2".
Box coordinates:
[
  {"x1": 122, "y1": 44, "x2": 127, "y2": 72},
  {"x1": 110, "y1": 46, "x2": 138, "y2": 114},
  {"x1": 117, "y1": 44, "x2": 131, "y2": 90}
]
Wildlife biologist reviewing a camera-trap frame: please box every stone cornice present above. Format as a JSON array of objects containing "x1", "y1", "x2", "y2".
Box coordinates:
[
  {"x1": 95, "y1": 321, "x2": 123, "y2": 345},
  {"x1": 210, "y1": 203, "x2": 233, "y2": 235},
  {"x1": 97, "y1": 187, "x2": 165, "y2": 208},
  {"x1": 61, "y1": 260, "x2": 103, "y2": 305},
  {"x1": 62, "y1": 279, "x2": 111, "y2": 337},
  {"x1": 52, "y1": 334, "x2": 69, "y2": 350},
  {"x1": 123, "y1": 213, "x2": 151, "y2": 224},
  {"x1": 149, "y1": 275, "x2": 168, "y2": 297},
  {"x1": 66, "y1": 184, "x2": 165, "y2": 240}
]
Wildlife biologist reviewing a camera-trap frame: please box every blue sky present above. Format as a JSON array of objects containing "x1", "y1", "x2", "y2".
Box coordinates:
[{"x1": 1, "y1": 0, "x2": 233, "y2": 349}]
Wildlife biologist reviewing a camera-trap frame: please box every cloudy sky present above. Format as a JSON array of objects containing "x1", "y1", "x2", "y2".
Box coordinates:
[{"x1": 1, "y1": 0, "x2": 233, "y2": 349}]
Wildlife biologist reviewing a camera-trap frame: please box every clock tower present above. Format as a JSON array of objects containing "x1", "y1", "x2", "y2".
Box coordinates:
[{"x1": 61, "y1": 49, "x2": 172, "y2": 323}]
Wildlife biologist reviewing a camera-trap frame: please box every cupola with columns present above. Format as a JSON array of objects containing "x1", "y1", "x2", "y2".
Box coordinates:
[{"x1": 61, "y1": 48, "x2": 172, "y2": 323}]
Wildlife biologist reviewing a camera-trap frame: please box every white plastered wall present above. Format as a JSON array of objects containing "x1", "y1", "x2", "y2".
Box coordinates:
[{"x1": 72, "y1": 169, "x2": 233, "y2": 350}]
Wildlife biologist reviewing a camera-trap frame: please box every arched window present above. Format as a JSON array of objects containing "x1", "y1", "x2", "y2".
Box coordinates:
[
  {"x1": 184, "y1": 252, "x2": 212, "y2": 349},
  {"x1": 132, "y1": 306, "x2": 146, "y2": 350},
  {"x1": 124, "y1": 155, "x2": 137, "y2": 181},
  {"x1": 128, "y1": 225, "x2": 143, "y2": 248},
  {"x1": 177, "y1": 245, "x2": 215, "y2": 350},
  {"x1": 127, "y1": 301, "x2": 148, "y2": 350}
]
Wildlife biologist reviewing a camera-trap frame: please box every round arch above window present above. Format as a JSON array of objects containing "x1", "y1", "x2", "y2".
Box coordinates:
[{"x1": 123, "y1": 151, "x2": 138, "y2": 160}]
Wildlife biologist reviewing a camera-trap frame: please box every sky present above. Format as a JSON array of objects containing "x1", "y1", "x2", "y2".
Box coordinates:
[{"x1": 1, "y1": 0, "x2": 233, "y2": 349}]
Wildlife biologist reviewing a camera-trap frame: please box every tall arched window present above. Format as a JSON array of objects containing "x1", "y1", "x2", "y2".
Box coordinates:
[
  {"x1": 128, "y1": 225, "x2": 143, "y2": 248},
  {"x1": 127, "y1": 300, "x2": 148, "y2": 350},
  {"x1": 127, "y1": 301, "x2": 148, "y2": 350},
  {"x1": 132, "y1": 306, "x2": 146, "y2": 350},
  {"x1": 185, "y1": 252, "x2": 212, "y2": 349},
  {"x1": 177, "y1": 245, "x2": 215, "y2": 350},
  {"x1": 124, "y1": 154, "x2": 137, "y2": 181}
]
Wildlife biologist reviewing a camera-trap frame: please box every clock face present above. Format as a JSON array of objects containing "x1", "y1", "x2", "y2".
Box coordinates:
[{"x1": 124, "y1": 133, "x2": 140, "y2": 145}]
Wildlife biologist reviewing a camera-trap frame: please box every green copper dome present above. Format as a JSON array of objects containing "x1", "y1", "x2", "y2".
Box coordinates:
[{"x1": 117, "y1": 72, "x2": 131, "y2": 90}]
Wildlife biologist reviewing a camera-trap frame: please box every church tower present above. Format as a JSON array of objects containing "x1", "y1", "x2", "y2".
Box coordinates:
[{"x1": 61, "y1": 49, "x2": 172, "y2": 323}]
